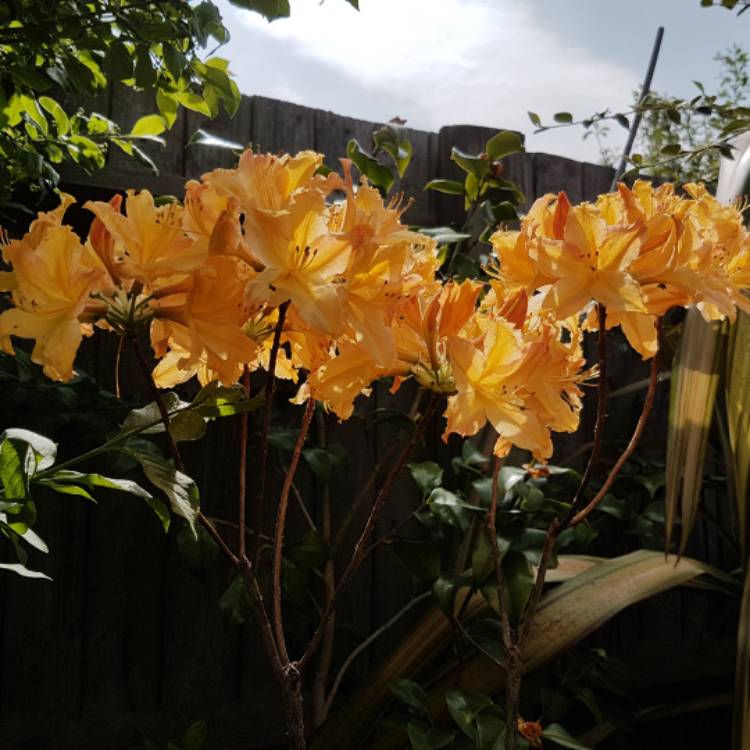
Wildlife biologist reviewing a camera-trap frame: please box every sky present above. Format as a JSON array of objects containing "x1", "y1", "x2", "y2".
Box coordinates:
[{"x1": 213, "y1": 0, "x2": 747, "y2": 164}]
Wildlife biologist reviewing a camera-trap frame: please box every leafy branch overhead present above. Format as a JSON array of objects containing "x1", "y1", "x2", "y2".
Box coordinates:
[
  {"x1": 0, "y1": 0, "x2": 358, "y2": 211},
  {"x1": 528, "y1": 43, "x2": 750, "y2": 183}
]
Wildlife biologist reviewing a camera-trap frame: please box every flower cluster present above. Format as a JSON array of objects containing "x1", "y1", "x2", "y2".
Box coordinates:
[
  {"x1": 1, "y1": 152, "x2": 746, "y2": 462},
  {"x1": 491, "y1": 180, "x2": 750, "y2": 358}
]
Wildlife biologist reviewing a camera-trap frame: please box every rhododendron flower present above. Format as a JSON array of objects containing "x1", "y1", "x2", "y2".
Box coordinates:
[
  {"x1": 85, "y1": 190, "x2": 205, "y2": 285},
  {"x1": 0, "y1": 196, "x2": 108, "y2": 380}
]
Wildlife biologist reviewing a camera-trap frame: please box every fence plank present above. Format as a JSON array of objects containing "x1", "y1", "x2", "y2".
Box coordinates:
[{"x1": 252, "y1": 96, "x2": 316, "y2": 155}]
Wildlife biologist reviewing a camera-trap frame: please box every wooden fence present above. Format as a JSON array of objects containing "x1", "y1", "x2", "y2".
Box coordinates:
[{"x1": 0, "y1": 88, "x2": 735, "y2": 750}]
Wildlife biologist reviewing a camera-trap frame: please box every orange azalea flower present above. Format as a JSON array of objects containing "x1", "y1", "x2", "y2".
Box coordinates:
[
  {"x1": 203, "y1": 149, "x2": 328, "y2": 219},
  {"x1": 85, "y1": 190, "x2": 205, "y2": 286},
  {"x1": 0, "y1": 197, "x2": 107, "y2": 380},
  {"x1": 243, "y1": 189, "x2": 347, "y2": 334},
  {"x1": 444, "y1": 319, "x2": 554, "y2": 461},
  {"x1": 151, "y1": 256, "x2": 257, "y2": 387},
  {"x1": 538, "y1": 192, "x2": 646, "y2": 318}
]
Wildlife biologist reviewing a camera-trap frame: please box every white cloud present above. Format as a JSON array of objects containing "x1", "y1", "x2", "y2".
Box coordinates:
[{"x1": 218, "y1": 0, "x2": 638, "y2": 162}]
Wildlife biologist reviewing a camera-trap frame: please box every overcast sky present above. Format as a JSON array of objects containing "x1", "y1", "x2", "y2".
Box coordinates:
[{"x1": 214, "y1": 0, "x2": 746, "y2": 164}]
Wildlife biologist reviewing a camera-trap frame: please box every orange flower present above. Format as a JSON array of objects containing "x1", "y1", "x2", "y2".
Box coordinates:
[{"x1": 0, "y1": 196, "x2": 107, "y2": 380}]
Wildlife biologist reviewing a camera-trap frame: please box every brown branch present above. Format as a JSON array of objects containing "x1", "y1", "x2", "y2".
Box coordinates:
[
  {"x1": 272, "y1": 397, "x2": 316, "y2": 664},
  {"x1": 571, "y1": 331, "x2": 661, "y2": 525},
  {"x1": 313, "y1": 409, "x2": 335, "y2": 727},
  {"x1": 254, "y1": 300, "x2": 290, "y2": 566},
  {"x1": 564, "y1": 303, "x2": 608, "y2": 519},
  {"x1": 199, "y1": 512, "x2": 240, "y2": 568},
  {"x1": 239, "y1": 367, "x2": 251, "y2": 562},
  {"x1": 298, "y1": 393, "x2": 440, "y2": 672}
]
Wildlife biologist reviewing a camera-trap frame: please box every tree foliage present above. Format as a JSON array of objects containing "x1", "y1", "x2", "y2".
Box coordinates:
[{"x1": 0, "y1": 0, "x2": 357, "y2": 214}]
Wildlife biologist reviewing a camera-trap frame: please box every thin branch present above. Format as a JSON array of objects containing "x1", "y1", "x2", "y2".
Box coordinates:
[
  {"x1": 239, "y1": 367, "x2": 251, "y2": 562},
  {"x1": 199, "y1": 512, "x2": 239, "y2": 568},
  {"x1": 272, "y1": 397, "x2": 316, "y2": 664},
  {"x1": 254, "y1": 300, "x2": 290, "y2": 566},
  {"x1": 323, "y1": 591, "x2": 432, "y2": 715},
  {"x1": 299, "y1": 393, "x2": 440, "y2": 672},
  {"x1": 571, "y1": 333, "x2": 662, "y2": 526},
  {"x1": 561, "y1": 303, "x2": 608, "y2": 525}
]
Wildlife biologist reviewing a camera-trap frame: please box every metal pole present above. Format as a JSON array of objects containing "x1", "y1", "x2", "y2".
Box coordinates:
[{"x1": 611, "y1": 26, "x2": 665, "y2": 189}]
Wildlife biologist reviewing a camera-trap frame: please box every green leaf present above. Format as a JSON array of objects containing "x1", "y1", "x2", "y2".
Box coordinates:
[
  {"x1": 285, "y1": 529, "x2": 328, "y2": 570},
  {"x1": 38, "y1": 97, "x2": 69, "y2": 135},
  {"x1": 428, "y1": 488, "x2": 484, "y2": 532},
  {"x1": 464, "y1": 618, "x2": 505, "y2": 666},
  {"x1": 665, "y1": 308, "x2": 723, "y2": 555},
  {"x1": 125, "y1": 450, "x2": 199, "y2": 535},
  {"x1": 230, "y1": 0, "x2": 291, "y2": 21},
  {"x1": 121, "y1": 393, "x2": 184, "y2": 435},
  {"x1": 406, "y1": 722, "x2": 455, "y2": 750},
  {"x1": 485, "y1": 130, "x2": 524, "y2": 160},
  {"x1": 408, "y1": 461, "x2": 443, "y2": 496},
  {"x1": 502, "y1": 550, "x2": 534, "y2": 625},
  {"x1": 42, "y1": 470, "x2": 153, "y2": 500},
  {"x1": 347, "y1": 139, "x2": 394, "y2": 193},
  {"x1": 420, "y1": 226, "x2": 471, "y2": 245},
  {"x1": 176, "y1": 523, "x2": 218, "y2": 575},
  {"x1": 393, "y1": 540, "x2": 440, "y2": 585},
  {"x1": 390, "y1": 679, "x2": 431, "y2": 718},
  {"x1": 726, "y1": 309, "x2": 750, "y2": 562},
  {"x1": 176, "y1": 90, "x2": 212, "y2": 116},
  {"x1": 41, "y1": 482, "x2": 95, "y2": 502},
  {"x1": 424, "y1": 179, "x2": 465, "y2": 195},
  {"x1": 2, "y1": 428, "x2": 57, "y2": 471},
  {"x1": 169, "y1": 411, "x2": 207, "y2": 443},
  {"x1": 451, "y1": 147, "x2": 489, "y2": 179},
  {"x1": 182, "y1": 720, "x2": 208, "y2": 750},
  {"x1": 431, "y1": 573, "x2": 471, "y2": 616},
  {"x1": 0, "y1": 562, "x2": 51, "y2": 580},
  {"x1": 553, "y1": 112, "x2": 574, "y2": 124},
  {"x1": 527, "y1": 111, "x2": 542, "y2": 127},
  {"x1": 105, "y1": 42, "x2": 134, "y2": 80},
  {"x1": 219, "y1": 574, "x2": 252, "y2": 624},
  {"x1": 303, "y1": 445, "x2": 348, "y2": 483},
  {"x1": 0, "y1": 439, "x2": 28, "y2": 501},
  {"x1": 135, "y1": 46, "x2": 157, "y2": 88},
  {"x1": 445, "y1": 688, "x2": 494, "y2": 738},
  {"x1": 542, "y1": 723, "x2": 591, "y2": 749},
  {"x1": 660, "y1": 143, "x2": 682, "y2": 156},
  {"x1": 475, "y1": 711, "x2": 507, "y2": 750},
  {"x1": 130, "y1": 114, "x2": 166, "y2": 137},
  {"x1": 195, "y1": 390, "x2": 265, "y2": 419}
]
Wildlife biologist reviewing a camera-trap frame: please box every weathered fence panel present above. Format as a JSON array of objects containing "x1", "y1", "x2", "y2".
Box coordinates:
[{"x1": 2, "y1": 88, "x2": 732, "y2": 750}]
